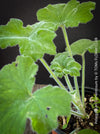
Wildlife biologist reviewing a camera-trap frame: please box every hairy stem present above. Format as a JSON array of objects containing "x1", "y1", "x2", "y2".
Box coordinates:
[
  {"x1": 60, "y1": 25, "x2": 88, "y2": 117},
  {"x1": 40, "y1": 58, "x2": 65, "y2": 90},
  {"x1": 71, "y1": 99, "x2": 88, "y2": 118},
  {"x1": 71, "y1": 110, "x2": 84, "y2": 117},
  {"x1": 61, "y1": 25, "x2": 81, "y2": 99},
  {"x1": 82, "y1": 54, "x2": 85, "y2": 108},
  {"x1": 40, "y1": 58, "x2": 87, "y2": 118},
  {"x1": 61, "y1": 25, "x2": 72, "y2": 57},
  {"x1": 74, "y1": 76, "x2": 81, "y2": 100},
  {"x1": 64, "y1": 75, "x2": 73, "y2": 91}
]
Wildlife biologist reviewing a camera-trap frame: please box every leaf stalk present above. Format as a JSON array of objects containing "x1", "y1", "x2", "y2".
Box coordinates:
[
  {"x1": 40, "y1": 58, "x2": 66, "y2": 90},
  {"x1": 64, "y1": 75, "x2": 73, "y2": 91},
  {"x1": 61, "y1": 25, "x2": 72, "y2": 57},
  {"x1": 61, "y1": 25, "x2": 81, "y2": 100},
  {"x1": 40, "y1": 58, "x2": 87, "y2": 118},
  {"x1": 82, "y1": 54, "x2": 85, "y2": 108}
]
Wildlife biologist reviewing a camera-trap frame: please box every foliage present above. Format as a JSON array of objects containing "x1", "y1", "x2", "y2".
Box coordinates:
[
  {"x1": 0, "y1": 0, "x2": 99, "y2": 134},
  {"x1": 0, "y1": 19, "x2": 56, "y2": 61},
  {"x1": 50, "y1": 56, "x2": 81, "y2": 78},
  {"x1": 37, "y1": 0, "x2": 95, "y2": 28},
  {"x1": 68, "y1": 39, "x2": 100, "y2": 56},
  {"x1": 0, "y1": 56, "x2": 71, "y2": 134},
  {"x1": 89, "y1": 94, "x2": 100, "y2": 114}
]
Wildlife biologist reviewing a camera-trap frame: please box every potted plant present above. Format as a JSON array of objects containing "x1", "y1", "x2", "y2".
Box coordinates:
[{"x1": 0, "y1": 0, "x2": 99, "y2": 134}]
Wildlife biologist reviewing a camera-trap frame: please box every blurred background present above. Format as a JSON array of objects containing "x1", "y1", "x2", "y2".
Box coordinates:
[{"x1": 0, "y1": 0, "x2": 100, "y2": 89}]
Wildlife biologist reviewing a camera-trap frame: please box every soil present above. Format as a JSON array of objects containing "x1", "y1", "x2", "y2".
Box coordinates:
[
  {"x1": 57, "y1": 93, "x2": 100, "y2": 134},
  {"x1": 24, "y1": 92, "x2": 100, "y2": 134}
]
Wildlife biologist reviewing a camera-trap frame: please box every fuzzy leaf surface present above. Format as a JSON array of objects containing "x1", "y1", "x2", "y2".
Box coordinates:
[
  {"x1": 37, "y1": 0, "x2": 95, "y2": 28},
  {"x1": 0, "y1": 56, "x2": 38, "y2": 134},
  {"x1": 30, "y1": 85, "x2": 72, "y2": 134},
  {"x1": 0, "y1": 19, "x2": 56, "y2": 61},
  {"x1": 50, "y1": 54, "x2": 81, "y2": 78},
  {"x1": 77, "y1": 129, "x2": 99, "y2": 134},
  {"x1": 0, "y1": 56, "x2": 71, "y2": 134},
  {"x1": 69, "y1": 39, "x2": 100, "y2": 56}
]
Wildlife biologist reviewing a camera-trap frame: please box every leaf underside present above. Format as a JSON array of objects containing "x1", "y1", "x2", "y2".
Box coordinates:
[
  {"x1": 37, "y1": 0, "x2": 95, "y2": 28},
  {"x1": 0, "y1": 19, "x2": 56, "y2": 61},
  {"x1": 0, "y1": 56, "x2": 71, "y2": 134}
]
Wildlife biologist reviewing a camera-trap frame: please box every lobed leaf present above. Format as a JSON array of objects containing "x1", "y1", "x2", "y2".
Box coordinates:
[
  {"x1": 69, "y1": 39, "x2": 100, "y2": 56},
  {"x1": 0, "y1": 56, "x2": 72, "y2": 134},
  {"x1": 50, "y1": 54, "x2": 81, "y2": 78},
  {"x1": 0, "y1": 56, "x2": 38, "y2": 134},
  {"x1": 30, "y1": 85, "x2": 72, "y2": 134},
  {"x1": 37, "y1": 0, "x2": 95, "y2": 29},
  {"x1": 0, "y1": 19, "x2": 56, "y2": 61}
]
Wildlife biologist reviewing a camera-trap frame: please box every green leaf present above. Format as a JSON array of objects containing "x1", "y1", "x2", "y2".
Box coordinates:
[
  {"x1": 50, "y1": 54, "x2": 81, "y2": 78},
  {"x1": 0, "y1": 56, "x2": 72, "y2": 134},
  {"x1": 77, "y1": 129, "x2": 99, "y2": 134},
  {"x1": 37, "y1": 0, "x2": 95, "y2": 28},
  {"x1": 0, "y1": 55, "x2": 38, "y2": 134},
  {"x1": 30, "y1": 85, "x2": 72, "y2": 134},
  {"x1": 88, "y1": 40, "x2": 100, "y2": 54},
  {"x1": 69, "y1": 39, "x2": 100, "y2": 56},
  {"x1": 0, "y1": 19, "x2": 56, "y2": 61}
]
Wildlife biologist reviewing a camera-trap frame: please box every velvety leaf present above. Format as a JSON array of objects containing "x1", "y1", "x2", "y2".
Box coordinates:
[
  {"x1": 37, "y1": 0, "x2": 95, "y2": 28},
  {"x1": 0, "y1": 56, "x2": 71, "y2": 134},
  {"x1": 50, "y1": 54, "x2": 81, "y2": 78},
  {"x1": 0, "y1": 19, "x2": 56, "y2": 61},
  {"x1": 30, "y1": 85, "x2": 72, "y2": 134},
  {"x1": 0, "y1": 56, "x2": 38, "y2": 134},
  {"x1": 32, "y1": 20, "x2": 57, "y2": 31},
  {"x1": 88, "y1": 40, "x2": 100, "y2": 53},
  {"x1": 69, "y1": 39, "x2": 100, "y2": 56},
  {"x1": 77, "y1": 129, "x2": 99, "y2": 134}
]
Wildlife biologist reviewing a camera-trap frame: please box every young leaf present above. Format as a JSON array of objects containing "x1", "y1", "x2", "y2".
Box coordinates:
[
  {"x1": 77, "y1": 129, "x2": 99, "y2": 134},
  {"x1": 0, "y1": 56, "x2": 72, "y2": 134},
  {"x1": 0, "y1": 19, "x2": 56, "y2": 61},
  {"x1": 50, "y1": 54, "x2": 81, "y2": 78},
  {"x1": 69, "y1": 39, "x2": 100, "y2": 56},
  {"x1": 37, "y1": 0, "x2": 95, "y2": 29}
]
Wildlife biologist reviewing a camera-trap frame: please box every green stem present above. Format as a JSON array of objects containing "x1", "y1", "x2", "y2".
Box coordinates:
[
  {"x1": 61, "y1": 25, "x2": 80, "y2": 100},
  {"x1": 61, "y1": 25, "x2": 87, "y2": 118},
  {"x1": 71, "y1": 110, "x2": 84, "y2": 117},
  {"x1": 64, "y1": 75, "x2": 73, "y2": 91},
  {"x1": 74, "y1": 76, "x2": 81, "y2": 100},
  {"x1": 82, "y1": 54, "x2": 85, "y2": 108},
  {"x1": 61, "y1": 25, "x2": 72, "y2": 57},
  {"x1": 72, "y1": 99, "x2": 88, "y2": 119},
  {"x1": 40, "y1": 58, "x2": 65, "y2": 90},
  {"x1": 40, "y1": 58, "x2": 87, "y2": 118}
]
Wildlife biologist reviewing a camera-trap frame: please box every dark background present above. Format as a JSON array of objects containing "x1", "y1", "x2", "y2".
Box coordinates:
[{"x1": 0, "y1": 0, "x2": 100, "y2": 88}]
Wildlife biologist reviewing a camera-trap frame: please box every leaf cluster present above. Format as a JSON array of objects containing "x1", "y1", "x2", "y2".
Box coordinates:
[{"x1": 51, "y1": 55, "x2": 81, "y2": 78}]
